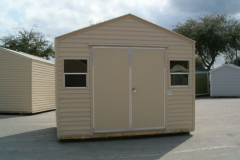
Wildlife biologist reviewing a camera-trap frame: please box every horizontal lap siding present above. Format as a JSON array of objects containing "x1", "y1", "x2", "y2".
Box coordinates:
[
  {"x1": 211, "y1": 67, "x2": 240, "y2": 96},
  {"x1": 56, "y1": 17, "x2": 194, "y2": 137},
  {"x1": 57, "y1": 52, "x2": 91, "y2": 136},
  {"x1": 32, "y1": 61, "x2": 55, "y2": 113},
  {"x1": 166, "y1": 51, "x2": 194, "y2": 130},
  {"x1": 0, "y1": 50, "x2": 31, "y2": 112},
  {"x1": 58, "y1": 92, "x2": 91, "y2": 136}
]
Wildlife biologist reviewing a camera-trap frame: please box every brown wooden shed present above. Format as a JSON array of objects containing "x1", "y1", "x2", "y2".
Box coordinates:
[
  {"x1": 0, "y1": 47, "x2": 55, "y2": 114},
  {"x1": 55, "y1": 14, "x2": 195, "y2": 140}
]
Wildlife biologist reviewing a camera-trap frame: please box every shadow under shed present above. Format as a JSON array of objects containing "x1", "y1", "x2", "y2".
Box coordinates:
[{"x1": 0, "y1": 128, "x2": 192, "y2": 160}]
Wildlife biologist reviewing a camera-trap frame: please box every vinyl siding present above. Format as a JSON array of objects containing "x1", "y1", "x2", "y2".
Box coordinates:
[
  {"x1": 32, "y1": 60, "x2": 55, "y2": 113},
  {"x1": 56, "y1": 56, "x2": 91, "y2": 136},
  {"x1": 0, "y1": 49, "x2": 32, "y2": 113},
  {"x1": 211, "y1": 66, "x2": 240, "y2": 96},
  {"x1": 166, "y1": 58, "x2": 194, "y2": 131},
  {"x1": 56, "y1": 16, "x2": 195, "y2": 138}
]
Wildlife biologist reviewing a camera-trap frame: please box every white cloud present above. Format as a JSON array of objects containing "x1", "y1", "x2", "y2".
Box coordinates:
[
  {"x1": 0, "y1": 0, "x2": 239, "y2": 66},
  {"x1": 0, "y1": 0, "x2": 172, "y2": 41},
  {"x1": 1, "y1": 0, "x2": 240, "y2": 41},
  {"x1": 214, "y1": 55, "x2": 225, "y2": 69}
]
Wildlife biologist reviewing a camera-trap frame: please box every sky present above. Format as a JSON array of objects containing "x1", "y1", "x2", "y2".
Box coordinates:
[{"x1": 1, "y1": 0, "x2": 240, "y2": 67}]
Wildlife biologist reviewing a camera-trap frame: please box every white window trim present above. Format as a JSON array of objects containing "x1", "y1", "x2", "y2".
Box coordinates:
[
  {"x1": 170, "y1": 61, "x2": 189, "y2": 87},
  {"x1": 64, "y1": 59, "x2": 88, "y2": 89},
  {"x1": 64, "y1": 73, "x2": 88, "y2": 88},
  {"x1": 170, "y1": 73, "x2": 189, "y2": 87}
]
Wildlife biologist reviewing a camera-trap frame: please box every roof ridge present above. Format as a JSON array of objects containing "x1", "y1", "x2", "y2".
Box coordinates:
[
  {"x1": 0, "y1": 47, "x2": 54, "y2": 65},
  {"x1": 55, "y1": 13, "x2": 195, "y2": 44},
  {"x1": 210, "y1": 64, "x2": 240, "y2": 72}
]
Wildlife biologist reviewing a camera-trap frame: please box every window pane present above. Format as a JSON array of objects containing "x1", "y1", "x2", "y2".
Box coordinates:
[
  {"x1": 65, "y1": 75, "x2": 86, "y2": 87},
  {"x1": 64, "y1": 60, "x2": 87, "y2": 73},
  {"x1": 171, "y1": 74, "x2": 188, "y2": 86},
  {"x1": 170, "y1": 61, "x2": 189, "y2": 73}
]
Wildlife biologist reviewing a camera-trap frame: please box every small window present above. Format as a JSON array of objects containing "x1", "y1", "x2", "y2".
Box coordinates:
[
  {"x1": 64, "y1": 60, "x2": 87, "y2": 88},
  {"x1": 170, "y1": 61, "x2": 189, "y2": 86}
]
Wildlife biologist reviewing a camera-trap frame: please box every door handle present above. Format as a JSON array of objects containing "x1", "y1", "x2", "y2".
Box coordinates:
[{"x1": 132, "y1": 88, "x2": 136, "y2": 93}]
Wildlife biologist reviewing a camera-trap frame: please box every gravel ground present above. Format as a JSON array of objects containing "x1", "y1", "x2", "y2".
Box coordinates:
[{"x1": 0, "y1": 97, "x2": 240, "y2": 160}]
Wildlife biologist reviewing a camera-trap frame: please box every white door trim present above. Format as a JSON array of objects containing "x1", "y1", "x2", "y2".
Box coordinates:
[{"x1": 92, "y1": 46, "x2": 166, "y2": 133}]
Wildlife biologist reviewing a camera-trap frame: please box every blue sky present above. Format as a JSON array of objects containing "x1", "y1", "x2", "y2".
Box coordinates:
[{"x1": 1, "y1": 0, "x2": 240, "y2": 67}]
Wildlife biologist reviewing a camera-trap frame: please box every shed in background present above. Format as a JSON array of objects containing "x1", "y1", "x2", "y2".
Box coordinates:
[
  {"x1": 210, "y1": 64, "x2": 240, "y2": 97},
  {"x1": 195, "y1": 68, "x2": 209, "y2": 96},
  {"x1": 0, "y1": 47, "x2": 55, "y2": 114}
]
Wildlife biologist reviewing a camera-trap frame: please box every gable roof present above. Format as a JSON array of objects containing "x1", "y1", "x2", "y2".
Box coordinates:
[
  {"x1": 210, "y1": 64, "x2": 240, "y2": 73},
  {"x1": 55, "y1": 13, "x2": 195, "y2": 44},
  {"x1": 0, "y1": 47, "x2": 54, "y2": 65}
]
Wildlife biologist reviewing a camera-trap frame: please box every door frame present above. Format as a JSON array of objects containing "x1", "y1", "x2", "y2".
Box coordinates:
[{"x1": 92, "y1": 46, "x2": 166, "y2": 133}]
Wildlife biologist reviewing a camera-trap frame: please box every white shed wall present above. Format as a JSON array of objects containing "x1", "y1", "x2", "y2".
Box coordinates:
[{"x1": 211, "y1": 66, "x2": 240, "y2": 96}]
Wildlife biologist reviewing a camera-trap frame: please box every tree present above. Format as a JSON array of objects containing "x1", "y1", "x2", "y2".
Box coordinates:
[
  {"x1": 195, "y1": 57, "x2": 205, "y2": 69},
  {"x1": 225, "y1": 56, "x2": 240, "y2": 67},
  {"x1": 173, "y1": 13, "x2": 240, "y2": 69},
  {"x1": 223, "y1": 50, "x2": 238, "y2": 64},
  {"x1": 234, "y1": 57, "x2": 240, "y2": 66},
  {"x1": 0, "y1": 26, "x2": 54, "y2": 59}
]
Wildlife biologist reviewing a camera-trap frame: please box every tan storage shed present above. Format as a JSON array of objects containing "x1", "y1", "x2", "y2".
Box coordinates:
[
  {"x1": 0, "y1": 47, "x2": 55, "y2": 114},
  {"x1": 55, "y1": 14, "x2": 195, "y2": 140}
]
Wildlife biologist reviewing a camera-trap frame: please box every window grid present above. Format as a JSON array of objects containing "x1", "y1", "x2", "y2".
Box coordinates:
[
  {"x1": 64, "y1": 60, "x2": 87, "y2": 88},
  {"x1": 170, "y1": 61, "x2": 189, "y2": 86}
]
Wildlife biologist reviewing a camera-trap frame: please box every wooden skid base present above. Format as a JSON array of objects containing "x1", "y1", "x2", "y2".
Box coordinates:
[{"x1": 59, "y1": 129, "x2": 193, "y2": 140}]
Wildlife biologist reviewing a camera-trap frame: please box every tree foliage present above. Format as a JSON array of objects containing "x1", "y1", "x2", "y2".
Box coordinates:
[
  {"x1": 225, "y1": 56, "x2": 240, "y2": 66},
  {"x1": 173, "y1": 13, "x2": 240, "y2": 69},
  {"x1": 234, "y1": 58, "x2": 240, "y2": 66},
  {"x1": 195, "y1": 57, "x2": 205, "y2": 69},
  {"x1": 0, "y1": 26, "x2": 54, "y2": 60},
  {"x1": 223, "y1": 50, "x2": 238, "y2": 64}
]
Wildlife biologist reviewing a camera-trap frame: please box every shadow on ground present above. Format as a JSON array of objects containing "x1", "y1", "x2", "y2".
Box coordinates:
[
  {"x1": 0, "y1": 127, "x2": 192, "y2": 160},
  {"x1": 0, "y1": 109, "x2": 55, "y2": 119},
  {"x1": 196, "y1": 96, "x2": 240, "y2": 100},
  {"x1": 0, "y1": 114, "x2": 28, "y2": 120}
]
